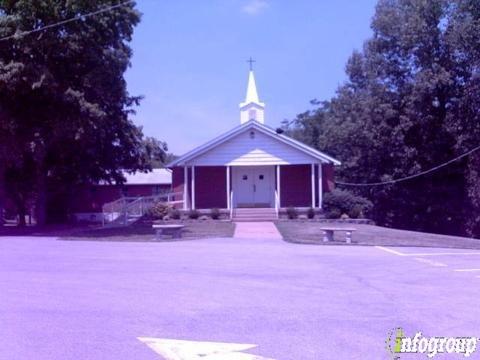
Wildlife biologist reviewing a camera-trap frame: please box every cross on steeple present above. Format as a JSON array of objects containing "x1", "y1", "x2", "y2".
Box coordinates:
[
  {"x1": 240, "y1": 59, "x2": 265, "y2": 124},
  {"x1": 247, "y1": 57, "x2": 256, "y2": 71}
]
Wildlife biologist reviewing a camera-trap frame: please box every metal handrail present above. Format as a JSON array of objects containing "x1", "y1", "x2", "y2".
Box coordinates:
[{"x1": 102, "y1": 191, "x2": 185, "y2": 227}]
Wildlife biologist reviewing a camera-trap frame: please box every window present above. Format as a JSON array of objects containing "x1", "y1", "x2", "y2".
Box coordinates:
[
  {"x1": 249, "y1": 109, "x2": 257, "y2": 120},
  {"x1": 259, "y1": 175, "x2": 264, "y2": 180},
  {"x1": 242, "y1": 175, "x2": 248, "y2": 180}
]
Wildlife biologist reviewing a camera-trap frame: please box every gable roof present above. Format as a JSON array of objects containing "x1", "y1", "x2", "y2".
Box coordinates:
[
  {"x1": 167, "y1": 120, "x2": 341, "y2": 167},
  {"x1": 122, "y1": 169, "x2": 172, "y2": 185}
]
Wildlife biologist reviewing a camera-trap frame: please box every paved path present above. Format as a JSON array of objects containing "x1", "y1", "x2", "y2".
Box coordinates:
[
  {"x1": 233, "y1": 222, "x2": 283, "y2": 240},
  {"x1": 0, "y1": 236, "x2": 479, "y2": 359}
]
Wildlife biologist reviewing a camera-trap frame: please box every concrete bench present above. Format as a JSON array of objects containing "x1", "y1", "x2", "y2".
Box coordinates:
[
  {"x1": 320, "y1": 227, "x2": 356, "y2": 244},
  {"x1": 152, "y1": 224, "x2": 184, "y2": 240}
]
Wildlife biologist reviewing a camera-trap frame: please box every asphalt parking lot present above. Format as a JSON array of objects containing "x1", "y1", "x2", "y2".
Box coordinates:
[{"x1": 0, "y1": 236, "x2": 479, "y2": 359}]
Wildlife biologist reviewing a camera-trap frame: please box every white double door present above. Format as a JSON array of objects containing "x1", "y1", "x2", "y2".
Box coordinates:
[{"x1": 232, "y1": 166, "x2": 274, "y2": 207}]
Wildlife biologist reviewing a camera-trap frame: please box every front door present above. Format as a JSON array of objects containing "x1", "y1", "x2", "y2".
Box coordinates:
[{"x1": 232, "y1": 166, "x2": 274, "y2": 207}]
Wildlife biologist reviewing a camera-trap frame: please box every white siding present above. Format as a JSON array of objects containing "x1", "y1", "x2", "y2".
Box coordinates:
[
  {"x1": 187, "y1": 129, "x2": 319, "y2": 166},
  {"x1": 240, "y1": 104, "x2": 264, "y2": 124}
]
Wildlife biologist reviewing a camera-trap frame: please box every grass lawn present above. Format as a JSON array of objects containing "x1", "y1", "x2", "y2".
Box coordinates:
[
  {"x1": 275, "y1": 221, "x2": 480, "y2": 249},
  {"x1": 60, "y1": 221, "x2": 236, "y2": 242}
]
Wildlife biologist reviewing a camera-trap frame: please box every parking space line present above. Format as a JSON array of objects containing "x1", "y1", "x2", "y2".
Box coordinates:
[
  {"x1": 453, "y1": 269, "x2": 480, "y2": 272},
  {"x1": 405, "y1": 252, "x2": 480, "y2": 257},
  {"x1": 375, "y1": 246, "x2": 406, "y2": 256},
  {"x1": 375, "y1": 246, "x2": 480, "y2": 258},
  {"x1": 414, "y1": 258, "x2": 447, "y2": 267}
]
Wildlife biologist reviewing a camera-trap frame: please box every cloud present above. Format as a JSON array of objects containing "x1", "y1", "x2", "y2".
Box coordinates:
[{"x1": 242, "y1": 0, "x2": 269, "y2": 16}]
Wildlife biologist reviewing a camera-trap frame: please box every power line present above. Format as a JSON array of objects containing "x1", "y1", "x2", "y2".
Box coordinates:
[
  {"x1": 336, "y1": 144, "x2": 480, "y2": 187},
  {"x1": 0, "y1": 0, "x2": 134, "y2": 42}
]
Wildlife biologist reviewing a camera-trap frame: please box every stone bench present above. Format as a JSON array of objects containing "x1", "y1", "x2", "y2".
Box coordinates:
[
  {"x1": 152, "y1": 224, "x2": 185, "y2": 240},
  {"x1": 320, "y1": 227, "x2": 357, "y2": 244}
]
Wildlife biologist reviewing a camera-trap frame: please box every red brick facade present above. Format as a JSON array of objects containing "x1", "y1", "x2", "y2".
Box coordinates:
[
  {"x1": 322, "y1": 164, "x2": 335, "y2": 193},
  {"x1": 195, "y1": 166, "x2": 227, "y2": 209},
  {"x1": 173, "y1": 164, "x2": 335, "y2": 209},
  {"x1": 278, "y1": 164, "x2": 334, "y2": 207},
  {"x1": 280, "y1": 164, "x2": 312, "y2": 207}
]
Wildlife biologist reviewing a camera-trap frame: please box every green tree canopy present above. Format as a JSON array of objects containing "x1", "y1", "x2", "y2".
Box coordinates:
[
  {"x1": 0, "y1": 1, "x2": 165, "y2": 224},
  {"x1": 285, "y1": 0, "x2": 480, "y2": 237}
]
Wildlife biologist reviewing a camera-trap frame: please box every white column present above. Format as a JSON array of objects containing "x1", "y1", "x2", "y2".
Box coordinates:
[
  {"x1": 311, "y1": 163, "x2": 316, "y2": 208},
  {"x1": 318, "y1": 163, "x2": 323, "y2": 209},
  {"x1": 226, "y1": 166, "x2": 231, "y2": 209},
  {"x1": 191, "y1": 166, "x2": 195, "y2": 210},
  {"x1": 276, "y1": 165, "x2": 281, "y2": 208},
  {"x1": 183, "y1": 166, "x2": 188, "y2": 210}
]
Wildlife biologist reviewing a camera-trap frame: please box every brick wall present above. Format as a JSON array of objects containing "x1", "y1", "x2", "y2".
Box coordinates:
[
  {"x1": 195, "y1": 166, "x2": 227, "y2": 209},
  {"x1": 280, "y1": 164, "x2": 312, "y2": 207}
]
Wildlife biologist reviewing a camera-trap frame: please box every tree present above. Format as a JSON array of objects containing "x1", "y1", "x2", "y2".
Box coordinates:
[
  {"x1": 285, "y1": 0, "x2": 480, "y2": 237},
  {"x1": 0, "y1": 1, "x2": 160, "y2": 225}
]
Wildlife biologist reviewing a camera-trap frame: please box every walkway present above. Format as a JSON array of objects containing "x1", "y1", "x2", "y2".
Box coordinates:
[{"x1": 233, "y1": 221, "x2": 283, "y2": 240}]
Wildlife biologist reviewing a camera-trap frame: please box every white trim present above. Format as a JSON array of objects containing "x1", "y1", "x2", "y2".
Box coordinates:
[
  {"x1": 191, "y1": 166, "x2": 195, "y2": 210},
  {"x1": 276, "y1": 165, "x2": 281, "y2": 208},
  {"x1": 226, "y1": 166, "x2": 231, "y2": 209},
  {"x1": 167, "y1": 120, "x2": 341, "y2": 167},
  {"x1": 318, "y1": 163, "x2": 323, "y2": 209},
  {"x1": 311, "y1": 164, "x2": 315, "y2": 208},
  {"x1": 183, "y1": 166, "x2": 188, "y2": 210}
]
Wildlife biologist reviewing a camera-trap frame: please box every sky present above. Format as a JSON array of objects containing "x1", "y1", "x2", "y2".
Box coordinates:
[{"x1": 125, "y1": 0, "x2": 378, "y2": 154}]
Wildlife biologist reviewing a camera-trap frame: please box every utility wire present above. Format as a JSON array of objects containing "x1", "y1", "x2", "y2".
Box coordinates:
[
  {"x1": 3, "y1": 1, "x2": 478, "y2": 188},
  {"x1": 0, "y1": 0, "x2": 134, "y2": 42},
  {"x1": 336, "y1": 144, "x2": 480, "y2": 187}
]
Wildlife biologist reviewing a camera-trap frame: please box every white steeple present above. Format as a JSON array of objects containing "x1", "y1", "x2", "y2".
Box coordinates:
[{"x1": 239, "y1": 62, "x2": 265, "y2": 124}]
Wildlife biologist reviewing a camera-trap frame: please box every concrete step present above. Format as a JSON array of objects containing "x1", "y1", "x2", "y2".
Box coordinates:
[
  {"x1": 234, "y1": 208, "x2": 275, "y2": 211},
  {"x1": 232, "y1": 208, "x2": 277, "y2": 221},
  {"x1": 234, "y1": 211, "x2": 277, "y2": 215},
  {"x1": 234, "y1": 218, "x2": 277, "y2": 222}
]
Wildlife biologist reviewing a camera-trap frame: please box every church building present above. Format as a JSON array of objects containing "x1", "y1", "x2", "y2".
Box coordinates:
[{"x1": 168, "y1": 69, "x2": 340, "y2": 219}]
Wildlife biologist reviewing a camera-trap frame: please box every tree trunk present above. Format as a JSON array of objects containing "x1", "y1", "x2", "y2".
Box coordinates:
[
  {"x1": 0, "y1": 166, "x2": 4, "y2": 226},
  {"x1": 17, "y1": 202, "x2": 26, "y2": 227},
  {"x1": 466, "y1": 153, "x2": 480, "y2": 238},
  {"x1": 35, "y1": 169, "x2": 47, "y2": 226}
]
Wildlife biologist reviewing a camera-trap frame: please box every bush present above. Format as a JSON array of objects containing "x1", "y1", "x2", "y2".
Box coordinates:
[
  {"x1": 326, "y1": 208, "x2": 341, "y2": 219},
  {"x1": 323, "y1": 189, "x2": 372, "y2": 219},
  {"x1": 188, "y1": 209, "x2": 200, "y2": 219},
  {"x1": 169, "y1": 208, "x2": 181, "y2": 220},
  {"x1": 307, "y1": 207, "x2": 315, "y2": 219},
  {"x1": 146, "y1": 202, "x2": 171, "y2": 220},
  {"x1": 286, "y1": 207, "x2": 298, "y2": 219},
  {"x1": 210, "y1": 208, "x2": 221, "y2": 220},
  {"x1": 348, "y1": 205, "x2": 363, "y2": 219}
]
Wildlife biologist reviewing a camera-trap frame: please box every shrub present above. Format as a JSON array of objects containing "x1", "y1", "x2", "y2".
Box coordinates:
[
  {"x1": 323, "y1": 189, "x2": 372, "y2": 219},
  {"x1": 307, "y1": 207, "x2": 315, "y2": 219},
  {"x1": 348, "y1": 205, "x2": 363, "y2": 219},
  {"x1": 170, "y1": 208, "x2": 181, "y2": 220},
  {"x1": 210, "y1": 208, "x2": 221, "y2": 220},
  {"x1": 188, "y1": 209, "x2": 200, "y2": 219},
  {"x1": 286, "y1": 207, "x2": 298, "y2": 219},
  {"x1": 326, "y1": 208, "x2": 342, "y2": 219},
  {"x1": 146, "y1": 202, "x2": 171, "y2": 220}
]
